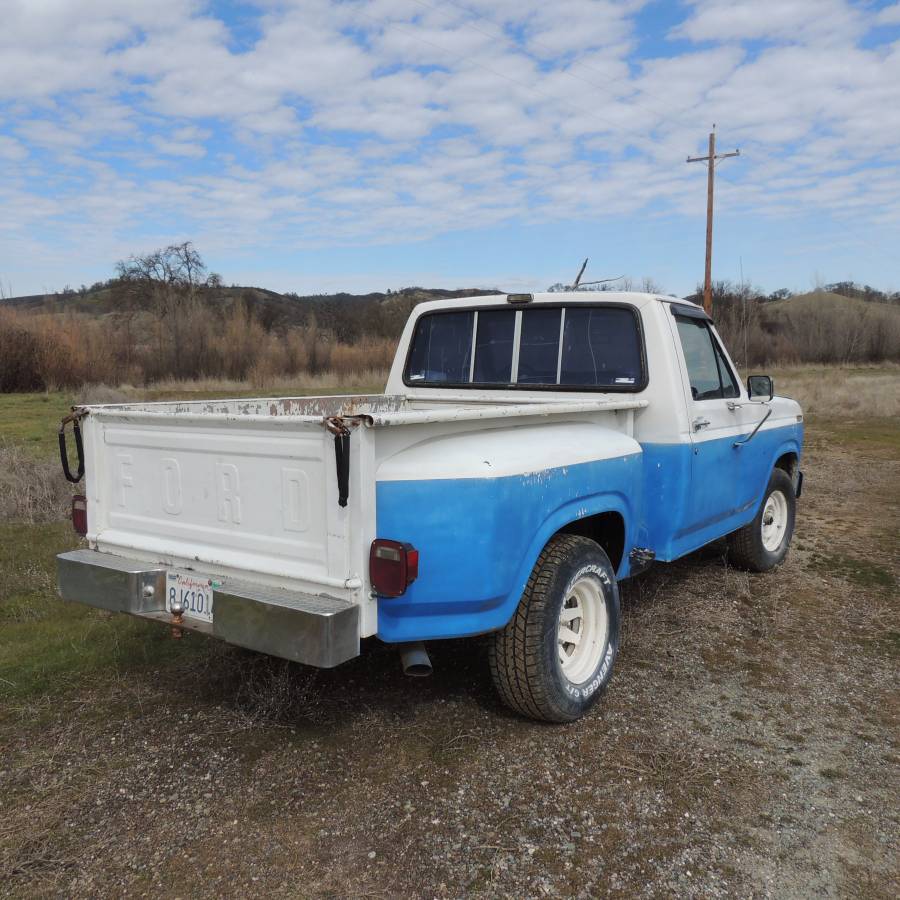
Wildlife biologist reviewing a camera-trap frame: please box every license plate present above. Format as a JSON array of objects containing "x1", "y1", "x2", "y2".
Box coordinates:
[{"x1": 166, "y1": 572, "x2": 214, "y2": 623}]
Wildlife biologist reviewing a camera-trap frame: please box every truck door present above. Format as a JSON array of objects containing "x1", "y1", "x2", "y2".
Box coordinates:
[{"x1": 670, "y1": 308, "x2": 745, "y2": 549}]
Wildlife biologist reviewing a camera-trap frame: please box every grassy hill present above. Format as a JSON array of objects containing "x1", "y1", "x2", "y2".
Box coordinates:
[
  {"x1": 2, "y1": 283, "x2": 897, "y2": 392},
  {"x1": 0, "y1": 283, "x2": 495, "y2": 337},
  {"x1": 759, "y1": 291, "x2": 900, "y2": 363},
  {"x1": 0, "y1": 282, "x2": 504, "y2": 390},
  {"x1": 767, "y1": 289, "x2": 900, "y2": 315}
]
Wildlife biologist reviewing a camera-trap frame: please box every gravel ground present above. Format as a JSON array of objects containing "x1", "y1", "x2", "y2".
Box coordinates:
[{"x1": 1, "y1": 421, "x2": 898, "y2": 899}]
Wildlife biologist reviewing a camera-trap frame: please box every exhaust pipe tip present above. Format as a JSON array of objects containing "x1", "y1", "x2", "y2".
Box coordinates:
[{"x1": 399, "y1": 642, "x2": 432, "y2": 677}]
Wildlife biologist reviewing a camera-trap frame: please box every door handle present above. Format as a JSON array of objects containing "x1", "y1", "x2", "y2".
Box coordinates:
[{"x1": 692, "y1": 417, "x2": 710, "y2": 431}]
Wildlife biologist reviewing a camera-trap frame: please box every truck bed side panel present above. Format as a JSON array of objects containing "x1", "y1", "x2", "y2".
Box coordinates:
[{"x1": 374, "y1": 452, "x2": 641, "y2": 642}]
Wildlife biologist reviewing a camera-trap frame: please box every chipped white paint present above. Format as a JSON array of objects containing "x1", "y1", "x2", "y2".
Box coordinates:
[{"x1": 375, "y1": 422, "x2": 640, "y2": 482}]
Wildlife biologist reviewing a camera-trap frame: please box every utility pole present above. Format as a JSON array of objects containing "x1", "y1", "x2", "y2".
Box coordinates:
[{"x1": 687, "y1": 127, "x2": 739, "y2": 315}]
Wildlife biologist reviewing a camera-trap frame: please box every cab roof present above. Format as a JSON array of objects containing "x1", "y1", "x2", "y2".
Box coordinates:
[{"x1": 411, "y1": 291, "x2": 701, "y2": 315}]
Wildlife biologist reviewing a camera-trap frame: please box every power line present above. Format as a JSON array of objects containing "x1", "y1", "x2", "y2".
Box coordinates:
[
  {"x1": 714, "y1": 163, "x2": 897, "y2": 268},
  {"x1": 382, "y1": 4, "x2": 900, "y2": 228},
  {"x1": 686, "y1": 127, "x2": 740, "y2": 315},
  {"x1": 357, "y1": 3, "x2": 898, "y2": 288},
  {"x1": 353, "y1": 5, "x2": 734, "y2": 291}
]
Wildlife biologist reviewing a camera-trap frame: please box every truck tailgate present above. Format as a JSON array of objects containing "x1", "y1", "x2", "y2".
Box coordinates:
[{"x1": 83, "y1": 411, "x2": 366, "y2": 595}]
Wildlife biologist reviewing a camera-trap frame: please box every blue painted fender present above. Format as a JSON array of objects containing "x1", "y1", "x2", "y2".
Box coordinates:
[
  {"x1": 373, "y1": 419, "x2": 803, "y2": 643},
  {"x1": 375, "y1": 452, "x2": 642, "y2": 643}
]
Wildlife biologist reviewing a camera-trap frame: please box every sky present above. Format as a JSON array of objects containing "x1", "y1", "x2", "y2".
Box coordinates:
[{"x1": 1, "y1": 0, "x2": 899, "y2": 299}]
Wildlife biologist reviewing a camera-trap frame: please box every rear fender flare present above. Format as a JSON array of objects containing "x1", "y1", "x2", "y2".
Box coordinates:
[{"x1": 496, "y1": 492, "x2": 632, "y2": 630}]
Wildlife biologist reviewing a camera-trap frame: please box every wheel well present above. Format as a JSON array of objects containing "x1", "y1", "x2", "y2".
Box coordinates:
[
  {"x1": 774, "y1": 452, "x2": 798, "y2": 479},
  {"x1": 558, "y1": 511, "x2": 625, "y2": 573}
]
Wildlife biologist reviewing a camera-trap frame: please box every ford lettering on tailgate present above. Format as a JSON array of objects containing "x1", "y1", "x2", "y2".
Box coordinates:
[{"x1": 97, "y1": 425, "x2": 337, "y2": 582}]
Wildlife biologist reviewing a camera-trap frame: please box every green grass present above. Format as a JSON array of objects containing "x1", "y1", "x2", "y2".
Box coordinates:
[
  {"x1": 0, "y1": 385, "x2": 385, "y2": 459},
  {"x1": 0, "y1": 391, "x2": 77, "y2": 457},
  {"x1": 0, "y1": 382, "x2": 386, "y2": 704},
  {"x1": 0, "y1": 378, "x2": 895, "y2": 708},
  {"x1": 805, "y1": 550, "x2": 896, "y2": 593},
  {"x1": 812, "y1": 417, "x2": 900, "y2": 457},
  {"x1": 0, "y1": 522, "x2": 213, "y2": 705}
]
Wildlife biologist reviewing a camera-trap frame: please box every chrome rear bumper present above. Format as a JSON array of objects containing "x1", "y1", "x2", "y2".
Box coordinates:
[{"x1": 56, "y1": 549, "x2": 359, "y2": 668}]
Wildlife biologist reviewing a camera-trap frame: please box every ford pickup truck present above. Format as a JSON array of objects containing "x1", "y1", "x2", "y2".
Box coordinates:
[{"x1": 57, "y1": 291, "x2": 803, "y2": 722}]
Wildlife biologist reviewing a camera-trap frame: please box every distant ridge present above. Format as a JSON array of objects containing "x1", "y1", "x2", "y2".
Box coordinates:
[
  {"x1": 0, "y1": 283, "x2": 495, "y2": 318},
  {"x1": 0, "y1": 283, "x2": 500, "y2": 343},
  {"x1": 766, "y1": 290, "x2": 900, "y2": 316}
]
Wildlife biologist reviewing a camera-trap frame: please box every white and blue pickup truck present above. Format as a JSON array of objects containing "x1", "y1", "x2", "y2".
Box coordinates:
[{"x1": 57, "y1": 291, "x2": 803, "y2": 722}]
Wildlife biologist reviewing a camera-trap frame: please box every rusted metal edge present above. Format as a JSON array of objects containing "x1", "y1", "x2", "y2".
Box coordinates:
[
  {"x1": 78, "y1": 398, "x2": 646, "y2": 430},
  {"x1": 359, "y1": 398, "x2": 649, "y2": 428}
]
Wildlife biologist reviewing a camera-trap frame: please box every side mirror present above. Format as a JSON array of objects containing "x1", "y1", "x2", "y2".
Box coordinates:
[{"x1": 747, "y1": 374, "x2": 774, "y2": 401}]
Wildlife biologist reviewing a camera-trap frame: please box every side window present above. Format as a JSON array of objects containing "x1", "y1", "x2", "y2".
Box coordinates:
[
  {"x1": 711, "y1": 335, "x2": 739, "y2": 399},
  {"x1": 675, "y1": 315, "x2": 728, "y2": 401},
  {"x1": 405, "y1": 311, "x2": 473, "y2": 384},
  {"x1": 473, "y1": 309, "x2": 516, "y2": 384}
]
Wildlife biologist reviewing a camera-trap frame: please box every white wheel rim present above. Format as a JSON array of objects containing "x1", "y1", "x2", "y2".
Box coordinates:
[
  {"x1": 761, "y1": 489, "x2": 788, "y2": 552},
  {"x1": 557, "y1": 574, "x2": 609, "y2": 684}
]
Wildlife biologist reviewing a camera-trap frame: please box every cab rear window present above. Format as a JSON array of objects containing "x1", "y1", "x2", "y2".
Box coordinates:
[
  {"x1": 405, "y1": 310, "x2": 473, "y2": 384},
  {"x1": 404, "y1": 304, "x2": 645, "y2": 390}
]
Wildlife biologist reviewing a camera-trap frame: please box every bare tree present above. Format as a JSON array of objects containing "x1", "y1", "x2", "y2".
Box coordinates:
[{"x1": 114, "y1": 242, "x2": 214, "y2": 378}]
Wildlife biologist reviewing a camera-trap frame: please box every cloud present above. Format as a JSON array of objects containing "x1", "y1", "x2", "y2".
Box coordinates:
[
  {"x1": 877, "y1": 3, "x2": 900, "y2": 25},
  {"x1": 150, "y1": 136, "x2": 207, "y2": 158},
  {"x1": 672, "y1": 0, "x2": 866, "y2": 45},
  {"x1": 0, "y1": 0, "x2": 898, "y2": 293},
  {"x1": 0, "y1": 135, "x2": 28, "y2": 161}
]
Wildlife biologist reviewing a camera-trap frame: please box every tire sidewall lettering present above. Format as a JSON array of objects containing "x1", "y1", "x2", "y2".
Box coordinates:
[
  {"x1": 556, "y1": 561, "x2": 619, "y2": 704},
  {"x1": 564, "y1": 642, "x2": 615, "y2": 699}
]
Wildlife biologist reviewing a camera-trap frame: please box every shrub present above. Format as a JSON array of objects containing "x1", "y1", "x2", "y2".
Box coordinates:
[
  {"x1": 0, "y1": 311, "x2": 44, "y2": 391},
  {"x1": 3, "y1": 283, "x2": 894, "y2": 394}
]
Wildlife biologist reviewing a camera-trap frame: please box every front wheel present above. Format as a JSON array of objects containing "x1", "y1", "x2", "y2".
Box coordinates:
[
  {"x1": 728, "y1": 467, "x2": 797, "y2": 572},
  {"x1": 488, "y1": 535, "x2": 621, "y2": 723}
]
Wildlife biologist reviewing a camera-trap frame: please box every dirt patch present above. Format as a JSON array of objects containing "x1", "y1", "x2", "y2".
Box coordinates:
[{"x1": 1, "y1": 420, "x2": 898, "y2": 899}]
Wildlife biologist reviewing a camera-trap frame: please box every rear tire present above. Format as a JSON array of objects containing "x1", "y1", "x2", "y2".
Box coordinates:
[
  {"x1": 488, "y1": 535, "x2": 620, "y2": 723},
  {"x1": 728, "y1": 467, "x2": 796, "y2": 572}
]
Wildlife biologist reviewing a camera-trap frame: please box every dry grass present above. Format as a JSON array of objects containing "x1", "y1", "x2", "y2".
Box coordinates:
[
  {"x1": 137, "y1": 369, "x2": 389, "y2": 398},
  {"x1": 64, "y1": 364, "x2": 900, "y2": 415},
  {"x1": 717, "y1": 290, "x2": 900, "y2": 367},
  {"x1": 770, "y1": 363, "x2": 900, "y2": 417},
  {"x1": 4, "y1": 287, "x2": 897, "y2": 395},
  {"x1": 66, "y1": 371, "x2": 390, "y2": 407},
  {"x1": 0, "y1": 305, "x2": 397, "y2": 391},
  {"x1": 0, "y1": 375, "x2": 897, "y2": 897},
  {"x1": 0, "y1": 442, "x2": 71, "y2": 523}
]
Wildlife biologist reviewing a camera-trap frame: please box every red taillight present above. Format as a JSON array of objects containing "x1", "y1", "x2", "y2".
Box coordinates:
[
  {"x1": 72, "y1": 494, "x2": 87, "y2": 536},
  {"x1": 370, "y1": 539, "x2": 419, "y2": 597}
]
